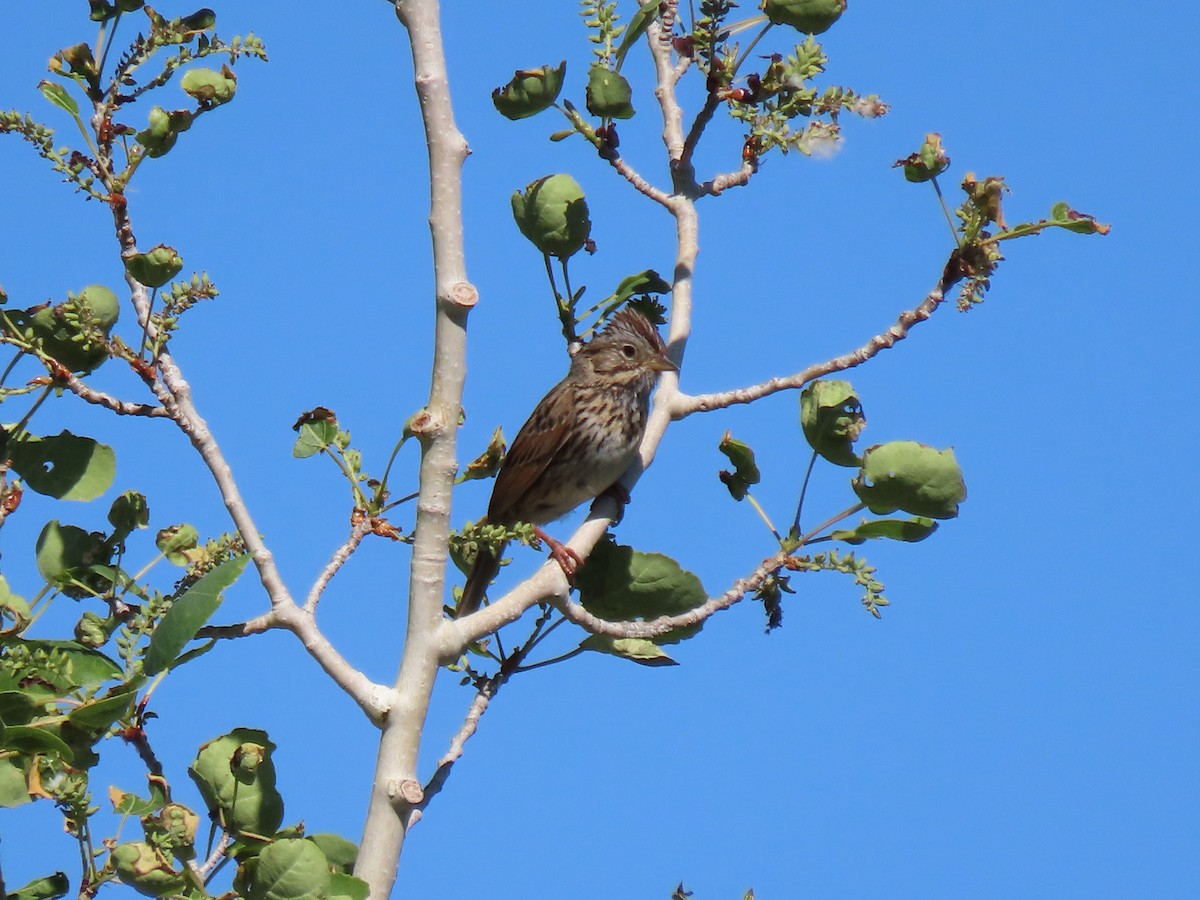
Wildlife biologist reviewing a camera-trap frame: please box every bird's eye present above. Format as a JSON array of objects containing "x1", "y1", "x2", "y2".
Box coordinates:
[{"x1": 621, "y1": 343, "x2": 637, "y2": 359}]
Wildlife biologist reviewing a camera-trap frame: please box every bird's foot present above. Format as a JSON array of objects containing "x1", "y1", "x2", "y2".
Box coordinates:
[
  {"x1": 535, "y1": 527, "x2": 584, "y2": 583},
  {"x1": 597, "y1": 482, "x2": 631, "y2": 523}
]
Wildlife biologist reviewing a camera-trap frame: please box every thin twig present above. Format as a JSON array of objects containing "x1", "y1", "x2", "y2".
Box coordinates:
[
  {"x1": 670, "y1": 286, "x2": 946, "y2": 417},
  {"x1": 303, "y1": 519, "x2": 372, "y2": 613}
]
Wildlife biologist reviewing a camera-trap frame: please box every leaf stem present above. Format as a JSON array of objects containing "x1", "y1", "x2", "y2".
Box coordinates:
[
  {"x1": 931, "y1": 176, "x2": 962, "y2": 248},
  {"x1": 744, "y1": 491, "x2": 782, "y2": 543},
  {"x1": 790, "y1": 449, "x2": 818, "y2": 538},
  {"x1": 731, "y1": 21, "x2": 773, "y2": 77},
  {"x1": 515, "y1": 646, "x2": 585, "y2": 673}
]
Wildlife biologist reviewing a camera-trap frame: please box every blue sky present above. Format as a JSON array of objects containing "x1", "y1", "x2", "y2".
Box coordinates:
[{"x1": 2, "y1": 2, "x2": 1197, "y2": 898}]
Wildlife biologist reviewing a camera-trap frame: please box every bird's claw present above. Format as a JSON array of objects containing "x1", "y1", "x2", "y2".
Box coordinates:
[{"x1": 535, "y1": 527, "x2": 584, "y2": 584}]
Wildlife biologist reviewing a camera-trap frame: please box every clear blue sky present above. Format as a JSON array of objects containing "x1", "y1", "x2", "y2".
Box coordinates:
[{"x1": 2, "y1": 3, "x2": 1196, "y2": 898}]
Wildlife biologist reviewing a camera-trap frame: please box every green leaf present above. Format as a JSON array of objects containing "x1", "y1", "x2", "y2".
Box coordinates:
[
  {"x1": 1, "y1": 724, "x2": 74, "y2": 760},
  {"x1": 1049, "y1": 201, "x2": 1110, "y2": 235},
  {"x1": 491, "y1": 61, "x2": 566, "y2": 120},
  {"x1": 329, "y1": 873, "x2": 371, "y2": 900},
  {"x1": 9, "y1": 431, "x2": 116, "y2": 501},
  {"x1": 0, "y1": 758, "x2": 31, "y2": 808},
  {"x1": 111, "y1": 779, "x2": 169, "y2": 816},
  {"x1": 292, "y1": 419, "x2": 339, "y2": 459},
  {"x1": 575, "y1": 539, "x2": 707, "y2": 643},
  {"x1": 155, "y1": 523, "x2": 199, "y2": 565},
  {"x1": 180, "y1": 65, "x2": 237, "y2": 105},
  {"x1": 110, "y1": 842, "x2": 187, "y2": 898},
  {"x1": 38, "y1": 80, "x2": 80, "y2": 117},
  {"x1": 852, "y1": 441, "x2": 967, "y2": 519},
  {"x1": 893, "y1": 132, "x2": 951, "y2": 183},
  {"x1": 125, "y1": 244, "x2": 184, "y2": 288},
  {"x1": 458, "y1": 427, "x2": 505, "y2": 483},
  {"x1": 614, "y1": 0, "x2": 660, "y2": 70},
  {"x1": 189, "y1": 728, "x2": 284, "y2": 838},
  {"x1": 580, "y1": 634, "x2": 678, "y2": 667},
  {"x1": 829, "y1": 517, "x2": 938, "y2": 545},
  {"x1": 586, "y1": 65, "x2": 635, "y2": 119},
  {"x1": 108, "y1": 490, "x2": 150, "y2": 535},
  {"x1": 511, "y1": 173, "x2": 591, "y2": 260},
  {"x1": 143, "y1": 553, "x2": 251, "y2": 675},
  {"x1": 35, "y1": 521, "x2": 108, "y2": 589},
  {"x1": 66, "y1": 687, "x2": 137, "y2": 732},
  {"x1": 1, "y1": 575, "x2": 31, "y2": 634},
  {"x1": 5, "y1": 872, "x2": 69, "y2": 900},
  {"x1": 761, "y1": 0, "x2": 847, "y2": 34},
  {"x1": 717, "y1": 430, "x2": 761, "y2": 501},
  {"x1": 306, "y1": 834, "x2": 357, "y2": 874},
  {"x1": 248, "y1": 838, "x2": 331, "y2": 900},
  {"x1": 9, "y1": 639, "x2": 121, "y2": 690},
  {"x1": 801, "y1": 380, "x2": 865, "y2": 467}
]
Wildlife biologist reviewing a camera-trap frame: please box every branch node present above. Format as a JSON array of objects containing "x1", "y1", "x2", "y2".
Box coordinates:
[{"x1": 446, "y1": 281, "x2": 478, "y2": 309}]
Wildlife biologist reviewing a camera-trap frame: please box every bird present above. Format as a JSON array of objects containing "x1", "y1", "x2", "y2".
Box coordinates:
[{"x1": 457, "y1": 308, "x2": 676, "y2": 616}]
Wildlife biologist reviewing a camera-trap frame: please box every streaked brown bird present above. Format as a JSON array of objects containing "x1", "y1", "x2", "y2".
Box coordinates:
[{"x1": 457, "y1": 308, "x2": 676, "y2": 616}]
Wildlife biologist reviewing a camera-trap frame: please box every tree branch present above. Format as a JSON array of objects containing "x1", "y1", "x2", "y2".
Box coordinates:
[
  {"x1": 303, "y1": 519, "x2": 372, "y2": 614},
  {"x1": 355, "y1": 2, "x2": 475, "y2": 895},
  {"x1": 64, "y1": 374, "x2": 168, "y2": 417},
  {"x1": 670, "y1": 285, "x2": 947, "y2": 417}
]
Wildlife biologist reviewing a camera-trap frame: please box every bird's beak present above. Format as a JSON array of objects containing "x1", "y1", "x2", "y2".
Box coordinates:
[{"x1": 650, "y1": 351, "x2": 678, "y2": 373}]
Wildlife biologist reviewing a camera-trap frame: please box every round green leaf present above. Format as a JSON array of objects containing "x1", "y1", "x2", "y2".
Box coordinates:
[
  {"x1": 306, "y1": 833, "x2": 358, "y2": 874},
  {"x1": 189, "y1": 727, "x2": 284, "y2": 837},
  {"x1": 35, "y1": 521, "x2": 109, "y2": 586},
  {"x1": 510, "y1": 174, "x2": 591, "y2": 260},
  {"x1": 575, "y1": 539, "x2": 707, "y2": 643},
  {"x1": 247, "y1": 838, "x2": 331, "y2": 900},
  {"x1": 851, "y1": 441, "x2": 967, "y2": 519},
  {"x1": 586, "y1": 65, "x2": 635, "y2": 119}
]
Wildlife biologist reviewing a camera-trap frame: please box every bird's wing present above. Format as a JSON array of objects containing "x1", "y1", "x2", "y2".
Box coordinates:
[{"x1": 488, "y1": 380, "x2": 575, "y2": 523}]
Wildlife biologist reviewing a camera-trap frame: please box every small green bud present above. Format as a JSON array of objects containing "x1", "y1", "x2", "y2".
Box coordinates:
[
  {"x1": 136, "y1": 106, "x2": 194, "y2": 158},
  {"x1": 492, "y1": 61, "x2": 567, "y2": 120},
  {"x1": 761, "y1": 0, "x2": 847, "y2": 34},
  {"x1": 585, "y1": 65, "x2": 635, "y2": 119},
  {"x1": 510, "y1": 174, "x2": 591, "y2": 260},
  {"x1": 77, "y1": 284, "x2": 120, "y2": 330}
]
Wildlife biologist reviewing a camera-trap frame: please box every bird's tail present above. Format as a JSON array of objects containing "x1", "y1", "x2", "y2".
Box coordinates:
[{"x1": 457, "y1": 542, "x2": 505, "y2": 617}]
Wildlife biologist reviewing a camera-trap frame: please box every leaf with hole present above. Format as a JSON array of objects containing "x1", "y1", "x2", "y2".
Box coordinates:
[
  {"x1": 801, "y1": 380, "x2": 865, "y2": 467},
  {"x1": 9, "y1": 432, "x2": 116, "y2": 501}
]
